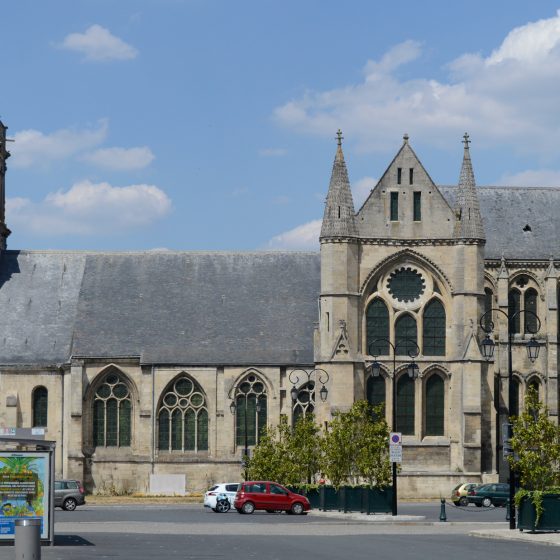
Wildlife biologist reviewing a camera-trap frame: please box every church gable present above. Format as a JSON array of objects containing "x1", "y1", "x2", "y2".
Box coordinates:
[{"x1": 357, "y1": 136, "x2": 455, "y2": 239}]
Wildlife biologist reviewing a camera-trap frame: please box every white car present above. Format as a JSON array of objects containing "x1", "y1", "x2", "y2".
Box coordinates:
[{"x1": 204, "y1": 483, "x2": 240, "y2": 511}]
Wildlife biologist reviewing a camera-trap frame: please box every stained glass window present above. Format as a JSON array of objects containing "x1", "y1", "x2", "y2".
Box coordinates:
[
  {"x1": 396, "y1": 375, "x2": 415, "y2": 435},
  {"x1": 387, "y1": 268, "x2": 425, "y2": 302},
  {"x1": 425, "y1": 375, "x2": 444, "y2": 435},
  {"x1": 423, "y1": 299, "x2": 446, "y2": 356},
  {"x1": 157, "y1": 375, "x2": 208, "y2": 452},
  {"x1": 234, "y1": 375, "x2": 267, "y2": 446},
  {"x1": 366, "y1": 375, "x2": 385, "y2": 410},
  {"x1": 395, "y1": 313, "x2": 417, "y2": 355},
  {"x1": 92, "y1": 371, "x2": 131, "y2": 448},
  {"x1": 524, "y1": 288, "x2": 538, "y2": 333},
  {"x1": 293, "y1": 381, "x2": 315, "y2": 425},
  {"x1": 508, "y1": 289, "x2": 521, "y2": 334},
  {"x1": 366, "y1": 299, "x2": 389, "y2": 355},
  {"x1": 32, "y1": 387, "x2": 48, "y2": 427}
]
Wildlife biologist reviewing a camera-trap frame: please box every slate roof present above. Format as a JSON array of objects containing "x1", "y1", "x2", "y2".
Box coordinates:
[
  {"x1": 440, "y1": 186, "x2": 560, "y2": 259},
  {"x1": 0, "y1": 251, "x2": 320, "y2": 366}
]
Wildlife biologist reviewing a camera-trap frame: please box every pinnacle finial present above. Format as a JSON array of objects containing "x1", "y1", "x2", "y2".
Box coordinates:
[
  {"x1": 462, "y1": 132, "x2": 471, "y2": 148},
  {"x1": 403, "y1": 133, "x2": 409, "y2": 144},
  {"x1": 336, "y1": 129, "x2": 343, "y2": 147}
]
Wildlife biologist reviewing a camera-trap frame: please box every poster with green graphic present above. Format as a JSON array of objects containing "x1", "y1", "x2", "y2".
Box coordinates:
[{"x1": 0, "y1": 452, "x2": 50, "y2": 539}]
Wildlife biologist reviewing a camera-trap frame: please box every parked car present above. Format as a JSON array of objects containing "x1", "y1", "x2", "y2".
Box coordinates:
[
  {"x1": 54, "y1": 479, "x2": 86, "y2": 511},
  {"x1": 450, "y1": 482, "x2": 479, "y2": 506},
  {"x1": 233, "y1": 481, "x2": 311, "y2": 515},
  {"x1": 204, "y1": 483, "x2": 240, "y2": 511},
  {"x1": 468, "y1": 483, "x2": 510, "y2": 507}
]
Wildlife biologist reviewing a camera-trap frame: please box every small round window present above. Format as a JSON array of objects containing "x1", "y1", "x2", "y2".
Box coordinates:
[{"x1": 387, "y1": 268, "x2": 425, "y2": 303}]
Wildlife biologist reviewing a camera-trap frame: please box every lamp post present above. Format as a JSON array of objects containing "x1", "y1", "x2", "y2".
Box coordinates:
[
  {"x1": 288, "y1": 368, "x2": 330, "y2": 407},
  {"x1": 367, "y1": 338, "x2": 420, "y2": 517},
  {"x1": 479, "y1": 308, "x2": 541, "y2": 530},
  {"x1": 229, "y1": 389, "x2": 262, "y2": 481}
]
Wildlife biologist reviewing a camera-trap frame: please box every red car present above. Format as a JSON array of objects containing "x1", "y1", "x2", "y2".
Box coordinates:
[{"x1": 233, "y1": 481, "x2": 311, "y2": 515}]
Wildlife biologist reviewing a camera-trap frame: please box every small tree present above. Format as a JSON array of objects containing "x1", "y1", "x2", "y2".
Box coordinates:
[
  {"x1": 509, "y1": 387, "x2": 560, "y2": 491},
  {"x1": 321, "y1": 400, "x2": 391, "y2": 489},
  {"x1": 288, "y1": 415, "x2": 322, "y2": 484}
]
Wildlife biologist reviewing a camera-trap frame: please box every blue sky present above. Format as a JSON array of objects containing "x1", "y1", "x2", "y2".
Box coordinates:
[{"x1": 3, "y1": 1, "x2": 560, "y2": 251}]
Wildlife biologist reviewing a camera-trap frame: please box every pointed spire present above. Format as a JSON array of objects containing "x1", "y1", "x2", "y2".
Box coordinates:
[
  {"x1": 453, "y1": 133, "x2": 485, "y2": 240},
  {"x1": 320, "y1": 130, "x2": 358, "y2": 239}
]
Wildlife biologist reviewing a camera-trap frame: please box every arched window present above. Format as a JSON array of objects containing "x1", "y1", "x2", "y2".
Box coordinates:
[
  {"x1": 395, "y1": 313, "x2": 417, "y2": 355},
  {"x1": 93, "y1": 371, "x2": 132, "y2": 448},
  {"x1": 423, "y1": 299, "x2": 446, "y2": 356},
  {"x1": 235, "y1": 374, "x2": 267, "y2": 446},
  {"x1": 510, "y1": 378, "x2": 520, "y2": 418},
  {"x1": 396, "y1": 375, "x2": 415, "y2": 435},
  {"x1": 293, "y1": 382, "x2": 314, "y2": 426},
  {"x1": 484, "y1": 288, "x2": 494, "y2": 331},
  {"x1": 524, "y1": 288, "x2": 538, "y2": 333},
  {"x1": 158, "y1": 375, "x2": 208, "y2": 452},
  {"x1": 366, "y1": 298, "x2": 389, "y2": 355},
  {"x1": 425, "y1": 375, "x2": 444, "y2": 435},
  {"x1": 508, "y1": 289, "x2": 521, "y2": 334},
  {"x1": 366, "y1": 375, "x2": 385, "y2": 409},
  {"x1": 32, "y1": 387, "x2": 48, "y2": 427}
]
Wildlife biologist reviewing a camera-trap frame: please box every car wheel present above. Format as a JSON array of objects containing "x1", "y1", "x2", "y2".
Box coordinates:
[
  {"x1": 482, "y1": 497, "x2": 492, "y2": 508},
  {"x1": 63, "y1": 498, "x2": 77, "y2": 511},
  {"x1": 241, "y1": 501, "x2": 255, "y2": 514},
  {"x1": 215, "y1": 500, "x2": 231, "y2": 513},
  {"x1": 291, "y1": 502, "x2": 304, "y2": 515},
  {"x1": 458, "y1": 497, "x2": 469, "y2": 507}
]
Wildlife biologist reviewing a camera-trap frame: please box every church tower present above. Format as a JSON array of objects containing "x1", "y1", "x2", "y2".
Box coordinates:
[
  {"x1": 0, "y1": 120, "x2": 11, "y2": 250},
  {"x1": 317, "y1": 130, "x2": 361, "y2": 415}
]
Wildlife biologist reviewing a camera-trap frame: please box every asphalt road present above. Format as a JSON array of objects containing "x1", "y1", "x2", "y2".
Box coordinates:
[{"x1": 0, "y1": 503, "x2": 547, "y2": 560}]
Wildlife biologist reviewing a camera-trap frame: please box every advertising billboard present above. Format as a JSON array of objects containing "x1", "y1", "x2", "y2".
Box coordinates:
[{"x1": 0, "y1": 452, "x2": 50, "y2": 539}]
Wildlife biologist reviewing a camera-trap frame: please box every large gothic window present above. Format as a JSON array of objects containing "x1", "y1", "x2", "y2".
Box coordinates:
[
  {"x1": 32, "y1": 387, "x2": 48, "y2": 427},
  {"x1": 508, "y1": 289, "x2": 521, "y2": 334},
  {"x1": 396, "y1": 375, "x2": 415, "y2": 435},
  {"x1": 158, "y1": 376, "x2": 208, "y2": 452},
  {"x1": 235, "y1": 374, "x2": 267, "y2": 446},
  {"x1": 366, "y1": 298, "x2": 389, "y2": 355},
  {"x1": 395, "y1": 313, "x2": 417, "y2": 355},
  {"x1": 293, "y1": 382, "x2": 315, "y2": 425},
  {"x1": 425, "y1": 374, "x2": 444, "y2": 435},
  {"x1": 366, "y1": 375, "x2": 386, "y2": 410},
  {"x1": 422, "y1": 299, "x2": 446, "y2": 356},
  {"x1": 93, "y1": 371, "x2": 132, "y2": 448},
  {"x1": 524, "y1": 288, "x2": 538, "y2": 333}
]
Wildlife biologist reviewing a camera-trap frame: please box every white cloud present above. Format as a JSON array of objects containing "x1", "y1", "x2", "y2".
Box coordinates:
[
  {"x1": 267, "y1": 219, "x2": 321, "y2": 250},
  {"x1": 498, "y1": 169, "x2": 560, "y2": 187},
  {"x1": 6, "y1": 180, "x2": 171, "y2": 236},
  {"x1": 259, "y1": 148, "x2": 287, "y2": 157},
  {"x1": 82, "y1": 146, "x2": 155, "y2": 170},
  {"x1": 60, "y1": 25, "x2": 138, "y2": 61},
  {"x1": 353, "y1": 176, "x2": 377, "y2": 208},
  {"x1": 11, "y1": 120, "x2": 108, "y2": 168},
  {"x1": 273, "y1": 11, "x2": 560, "y2": 156}
]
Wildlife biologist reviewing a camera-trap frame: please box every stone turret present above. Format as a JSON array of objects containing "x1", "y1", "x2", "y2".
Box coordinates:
[
  {"x1": 320, "y1": 130, "x2": 358, "y2": 239},
  {"x1": 453, "y1": 133, "x2": 485, "y2": 241},
  {"x1": 0, "y1": 120, "x2": 11, "y2": 250}
]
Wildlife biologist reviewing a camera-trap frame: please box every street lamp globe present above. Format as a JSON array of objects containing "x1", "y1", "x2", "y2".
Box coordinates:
[
  {"x1": 229, "y1": 400, "x2": 236, "y2": 415},
  {"x1": 481, "y1": 335, "x2": 495, "y2": 360},
  {"x1": 371, "y1": 360, "x2": 382, "y2": 377},
  {"x1": 407, "y1": 361, "x2": 419, "y2": 379},
  {"x1": 319, "y1": 384, "x2": 328, "y2": 402},
  {"x1": 290, "y1": 386, "x2": 298, "y2": 402},
  {"x1": 526, "y1": 337, "x2": 540, "y2": 363}
]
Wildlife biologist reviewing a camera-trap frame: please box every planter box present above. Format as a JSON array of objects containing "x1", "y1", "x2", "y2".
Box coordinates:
[
  {"x1": 318, "y1": 486, "x2": 392, "y2": 513},
  {"x1": 518, "y1": 494, "x2": 560, "y2": 532},
  {"x1": 287, "y1": 487, "x2": 321, "y2": 509}
]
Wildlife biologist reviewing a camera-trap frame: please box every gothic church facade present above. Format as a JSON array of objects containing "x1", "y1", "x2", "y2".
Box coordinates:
[{"x1": 0, "y1": 119, "x2": 558, "y2": 497}]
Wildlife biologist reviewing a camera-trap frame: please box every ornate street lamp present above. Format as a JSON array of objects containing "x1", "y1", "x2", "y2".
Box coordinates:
[
  {"x1": 479, "y1": 307, "x2": 541, "y2": 530},
  {"x1": 367, "y1": 337, "x2": 420, "y2": 517},
  {"x1": 288, "y1": 368, "x2": 330, "y2": 404}
]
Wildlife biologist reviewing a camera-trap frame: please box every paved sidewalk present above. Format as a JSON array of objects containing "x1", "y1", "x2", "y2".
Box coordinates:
[{"x1": 471, "y1": 528, "x2": 560, "y2": 547}]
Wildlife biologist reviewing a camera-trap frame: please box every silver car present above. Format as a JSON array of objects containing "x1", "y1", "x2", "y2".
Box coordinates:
[{"x1": 54, "y1": 480, "x2": 86, "y2": 511}]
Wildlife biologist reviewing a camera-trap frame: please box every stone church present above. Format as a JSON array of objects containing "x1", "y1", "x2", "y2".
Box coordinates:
[{"x1": 0, "y1": 119, "x2": 558, "y2": 497}]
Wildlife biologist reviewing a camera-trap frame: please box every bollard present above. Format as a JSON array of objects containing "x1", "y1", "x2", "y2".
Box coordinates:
[
  {"x1": 439, "y1": 498, "x2": 447, "y2": 522},
  {"x1": 14, "y1": 518, "x2": 41, "y2": 560}
]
